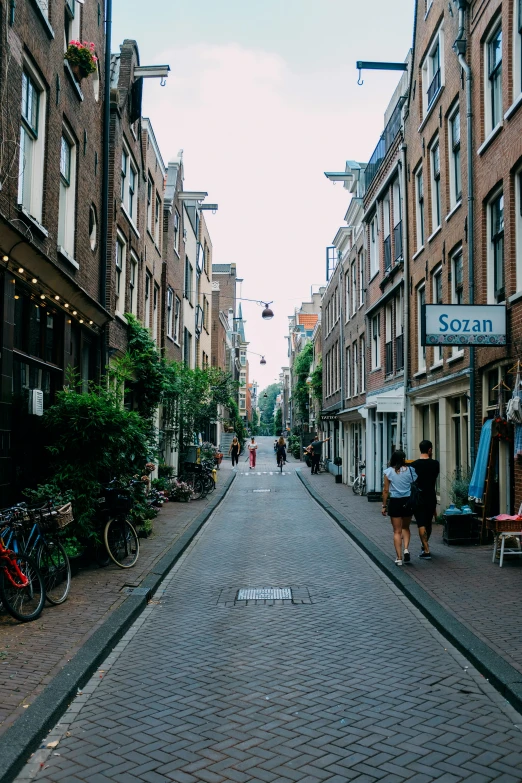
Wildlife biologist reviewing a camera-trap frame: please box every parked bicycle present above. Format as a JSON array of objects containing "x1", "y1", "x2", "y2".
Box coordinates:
[
  {"x1": 0, "y1": 518, "x2": 45, "y2": 622},
  {"x1": 95, "y1": 480, "x2": 140, "y2": 568},
  {"x1": 352, "y1": 462, "x2": 367, "y2": 496}
]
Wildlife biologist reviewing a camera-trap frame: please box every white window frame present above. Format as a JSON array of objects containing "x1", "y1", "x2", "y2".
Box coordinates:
[
  {"x1": 58, "y1": 126, "x2": 77, "y2": 258},
  {"x1": 514, "y1": 0, "x2": 522, "y2": 99},
  {"x1": 485, "y1": 23, "x2": 503, "y2": 136},
  {"x1": 351, "y1": 261, "x2": 357, "y2": 315},
  {"x1": 369, "y1": 213, "x2": 379, "y2": 278},
  {"x1": 432, "y1": 264, "x2": 443, "y2": 364},
  {"x1": 421, "y1": 24, "x2": 444, "y2": 116},
  {"x1": 360, "y1": 336, "x2": 366, "y2": 392},
  {"x1": 64, "y1": 0, "x2": 80, "y2": 53},
  {"x1": 174, "y1": 209, "x2": 181, "y2": 253},
  {"x1": 346, "y1": 346, "x2": 351, "y2": 398},
  {"x1": 115, "y1": 233, "x2": 127, "y2": 316},
  {"x1": 174, "y1": 295, "x2": 181, "y2": 343},
  {"x1": 129, "y1": 252, "x2": 138, "y2": 316},
  {"x1": 430, "y1": 138, "x2": 441, "y2": 231},
  {"x1": 358, "y1": 249, "x2": 364, "y2": 307},
  {"x1": 415, "y1": 168, "x2": 425, "y2": 249},
  {"x1": 147, "y1": 176, "x2": 153, "y2": 234},
  {"x1": 167, "y1": 288, "x2": 174, "y2": 338},
  {"x1": 144, "y1": 271, "x2": 152, "y2": 328},
  {"x1": 371, "y1": 313, "x2": 381, "y2": 370},
  {"x1": 448, "y1": 106, "x2": 462, "y2": 209},
  {"x1": 353, "y1": 341, "x2": 358, "y2": 396},
  {"x1": 417, "y1": 284, "x2": 426, "y2": 372},
  {"x1": 18, "y1": 65, "x2": 47, "y2": 223}
]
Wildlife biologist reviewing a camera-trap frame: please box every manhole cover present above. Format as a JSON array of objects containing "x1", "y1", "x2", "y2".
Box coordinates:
[{"x1": 237, "y1": 587, "x2": 292, "y2": 600}]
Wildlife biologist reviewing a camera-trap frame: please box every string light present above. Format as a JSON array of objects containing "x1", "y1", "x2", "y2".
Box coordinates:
[
  {"x1": 31, "y1": 278, "x2": 37, "y2": 284},
  {"x1": 64, "y1": 303, "x2": 69, "y2": 308},
  {"x1": 54, "y1": 295, "x2": 60, "y2": 300},
  {"x1": 40, "y1": 294, "x2": 45, "y2": 300},
  {"x1": 72, "y1": 310, "x2": 77, "y2": 315},
  {"x1": 2, "y1": 255, "x2": 8, "y2": 262},
  {"x1": 79, "y1": 319, "x2": 84, "y2": 323},
  {"x1": 18, "y1": 267, "x2": 24, "y2": 274},
  {"x1": 14, "y1": 295, "x2": 19, "y2": 300},
  {"x1": 89, "y1": 320, "x2": 93, "y2": 325}
]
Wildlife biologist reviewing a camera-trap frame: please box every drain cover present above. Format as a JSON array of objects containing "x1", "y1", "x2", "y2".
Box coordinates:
[{"x1": 237, "y1": 587, "x2": 292, "y2": 600}]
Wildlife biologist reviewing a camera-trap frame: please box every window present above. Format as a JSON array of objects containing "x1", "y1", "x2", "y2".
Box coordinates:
[
  {"x1": 433, "y1": 266, "x2": 443, "y2": 363},
  {"x1": 516, "y1": 0, "x2": 522, "y2": 97},
  {"x1": 144, "y1": 271, "x2": 151, "y2": 328},
  {"x1": 183, "y1": 327, "x2": 192, "y2": 366},
  {"x1": 371, "y1": 314, "x2": 381, "y2": 370},
  {"x1": 64, "y1": 0, "x2": 80, "y2": 52},
  {"x1": 128, "y1": 162, "x2": 137, "y2": 222},
  {"x1": 353, "y1": 341, "x2": 358, "y2": 396},
  {"x1": 174, "y1": 209, "x2": 180, "y2": 252},
  {"x1": 120, "y1": 149, "x2": 128, "y2": 204},
  {"x1": 448, "y1": 109, "x2": 462, "y2": 208},
  {"x1": 416, "y1": 169, "x2": 425, "y2": 249},
  {"x1": 450, "y1": 248, "x2": 464, "y2": 358},
  {"x1": 18, "y1": 69, "x2": 46, "y2": 222},
  {"x1": 431, "y1": 141, "x2": 441, "y2": 230},
  {"x1": 395, "y1": 289, "x2": 404, "y2": 371},
  {"x1": 345, "y1": 271, "x2": 350, "y2": 320},
  {"x1": 490, "y1": 193, "x2": 505, "y2": 302},
  {"x1": 174, "y1": 296, "x2": 181, "y2": 343},
  {"x1": 155, "y1": 193, "x2": 161, "y2": 246},
  {"x1": 392, "y1": 179, "x2": 403, "y2": 262},
  {"x1": 58, "y1": 129, "x2": 76, "y2": 257},
  {"x1": 451, "y1": 395, "x2": 469, "y2": 478},
  {"x1": 167, "y1": 288, "x2": 174, "y2": 338},
  {"x1": 89, "y1": 205, "x2": 97, "y2": 251},
  {"x1": 115, "y1": 234, "x2": 126, "y2": 314},
  {"x1": 358, "y1": 249, "x2": 364, "y2": 307},
  {"x1": 369, "y1": 213, "x2": 379, "y2": 277},
  {"x1": 487, "y1": 26, "x2": 503, "y2": 133},
  {"x1": 346, "y1": 346, "x2": 351, "y2": 398},
  {"x1": 383, "y1": 196, "x2": 391, "y2": 271},
  {"x1": 153, "y1": 283, "x2": 159, "y2": 343},
  {"x1": 147, "y1": 176, "x2": 153, "y2": 233},
  {"x1": 360, "y1": 337, "x2": 366, "y2": 392},
  {"x1": 516, "y1": 170, "x2": 522, "y2": 290},
  {"x1": 417, "y1": 284, "x2": 426, "y2": 371},
  {"x1": 422, "y1": 28, "x2": 443, "y2": 114},
  {"x1": 385, "y1": 302, "x2": 394, "y2": 375},
  {"x1": 351, "y1": 262, "x2": 357, "y2": 315},
  {"x1": 184, "y1": 257, "x2": 193, "y2": 302},
  {"x1": 129, "y1": 253, "x2": 138, "y2": 316}
]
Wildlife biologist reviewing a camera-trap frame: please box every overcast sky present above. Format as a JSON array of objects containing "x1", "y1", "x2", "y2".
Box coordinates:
[{"x1": 113, "y1": 0, "x2": 414, "y2": 391}]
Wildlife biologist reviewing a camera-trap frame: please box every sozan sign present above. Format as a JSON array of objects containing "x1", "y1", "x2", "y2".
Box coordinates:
[{"x1": 422, "y1": 304, "x2": 506, "y2": 346}]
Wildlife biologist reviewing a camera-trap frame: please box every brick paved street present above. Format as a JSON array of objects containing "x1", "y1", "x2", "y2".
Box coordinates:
[
  {"x1": 297, "y1": 464, "x2": 522, "y2": 676},
  {"x1": 0, "y1": 464, "x2": 234, "y2": 736},
  {"x1": 15, "y1": 438, "x2": 522, "y2": 783}
]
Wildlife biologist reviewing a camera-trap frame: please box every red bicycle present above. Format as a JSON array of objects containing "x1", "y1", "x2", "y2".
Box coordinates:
[{"x1": 0, "y1": 533, "x2": 45, "y2": 622}]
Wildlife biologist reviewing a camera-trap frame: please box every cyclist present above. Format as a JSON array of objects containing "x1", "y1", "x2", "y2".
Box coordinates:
[{"x1": 276, "y1": 436, "x2": 287, "y2": 469}]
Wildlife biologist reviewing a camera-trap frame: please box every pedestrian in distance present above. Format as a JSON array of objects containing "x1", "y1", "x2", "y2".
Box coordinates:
[
  {"x1": 381, "y1": 450, "x2": 418, "y2": 566},
  {"x1": 411, "y1": 439, "x2": 439, "y2": 560},
  {"x1": 310, "y1": 434, "x2": 330, "y2": 474},
  {"x1": 276, "y1": 436, "x2": 287, "y2": 468},
  {"x1": 229, "y1": 436, "x2": 241, "y2": 468},
  {"x1": 248, "y1": 436, "x2": 258, "y2": 469}
]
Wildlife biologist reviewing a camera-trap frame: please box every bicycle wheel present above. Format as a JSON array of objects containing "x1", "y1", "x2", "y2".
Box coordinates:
[
  {"x1": 0, "y1": 553, "x2": 45, "y2": 622},
  {"x1": 37, "y1": 540, "x2": 71, "y2": 605},
  {"x1": 352, "y1": 477, "x2": 362, "y2": 495},
  {"x1": 203, "y1": 473, "x2": 216, "y2": 495},
  {"x1": 104, "y1": 518, "x2": 139, "y2": 568}
]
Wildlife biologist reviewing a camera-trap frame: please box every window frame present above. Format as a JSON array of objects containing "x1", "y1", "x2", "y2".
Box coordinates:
[
  {"x1": 58, "y1": 125, "x2": 77, "y2": 258},
  {"x1": 115, "y1": 233, "x2": 127, "y2": 316},
  {"x1": 416, "y1": 168, "x2": 425, "y2": 249},
  {"x1": 485, "y1": 24, "x2": 503, "y2": 135},
  {"x1": 129, "y1": 252, "x2": 138, "y2": 316},
  {"x1": 369, "y1": 212, "x2": 379, "y2": 278},
  {"x1": 432, "y1": 265, "x2": 443, "y2": 364},
  {"x1": 174, "y1": 295, "x2": 181, "y2": 343},
  {"x1": 430, "y1": 138, "x2": 441, "y2": 230},
  {"x1": 448, "y1": 107, "x2": 462, "y2": 208},
  {"x1": 18, "y1": 65, "x2": 47, "y2": 222},
  {"x1": 371, "y1": 313, "x2": 381, "y2": 370},
  {"x1": 489, "y1": 191, "x2": 505, "y2": 303},
  {"x1": 417, "y1": 284, "x2": 426, "y2": 372}
]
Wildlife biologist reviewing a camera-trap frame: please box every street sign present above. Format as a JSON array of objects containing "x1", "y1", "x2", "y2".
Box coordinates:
[{"x1": 422, "y1": 304, "x2": 507, "y2": 346}]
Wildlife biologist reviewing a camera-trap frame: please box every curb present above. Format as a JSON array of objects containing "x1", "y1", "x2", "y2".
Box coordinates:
[
  {"x1": 0, "y1": 472, "x2": 236, "y2": 783},
  {"x1": 297, "y1": 470, "x2": 522, "y2": 714}
]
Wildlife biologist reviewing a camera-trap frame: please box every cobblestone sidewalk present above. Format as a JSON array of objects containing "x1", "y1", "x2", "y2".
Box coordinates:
[
  {"x1": 0, "y1": 464, "x2": 233, "y2": 736},
  {"x1": 297, "y1": 462, "x2": 522, "y2": 675}
]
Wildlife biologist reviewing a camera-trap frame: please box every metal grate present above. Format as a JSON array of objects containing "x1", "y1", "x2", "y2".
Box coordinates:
[{"x1": 237, "y1": 587, "x2": 292, "y2": 601}]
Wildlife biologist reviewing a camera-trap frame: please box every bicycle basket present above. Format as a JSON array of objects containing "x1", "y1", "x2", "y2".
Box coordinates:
[
  {"x1": 38, "y1": 502, "x2": 74, "y2": 532},
  {"x1": 102, "y1": 488, "x2": 133, "y2": 512}
]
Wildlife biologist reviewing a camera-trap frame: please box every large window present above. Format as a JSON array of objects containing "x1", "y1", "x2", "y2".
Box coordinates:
[
  {"x1": 115, "y1": 234, "x2": 126, "y2": 315},
  {"x1": 431, "y1": 140, "x2": 441, "y2": 231},
  {"x1": 395, "y1": 289, "x2": 404, "y2": 371},
  {"x1": 64, "y1": 0, "x2": 80, "y2": 51},
  {"x1": 174, "y1": 295, "x2": 181, "y2": 343},
  {"x1": 383, "y1": 195, "x2": 391, "y2": 271},
  {"x1": 487, "y1": 26, "x2": 503, "y2": 134},
  {"x1": 385, "y1": 302, "x2": 393, "y2": 376},
  {"x1": 121, "y1": 145, "x2": 138, "y2": 223},
  {"x1": 490, "y1": 193, "x2": 505, "y2": 303},
  {"x1": 345, "y1": 270, "x2": 350, "y2": 320},
  {"x1": 432, "y1": 266, "x2": 443, "y2": 364},
  {"x1": 416, "y1": 169, "x2": 425, "y2": 249},
  {"x1": 129, "y1": 253, "x2": 138, "y2": 316},
  {"x1": 369, "y1": 213, "x2": 379, "y2": 277},
  {"x1": 183, "y1": 327, "x2": 192, "y2": 366},
  {"x1": 516, "y1": 170, "x2": 522, "y2": 291},
  {"x1": 346, "y1": 346, "x2": 351, "y2": 398},
  {"x1": 417, "y1": 284, "x2": 426, "y2": 372},
  {"x1": 351, "y1": 262, "x2": 357, "y2": 315},
  {"x1": 371, "y1": 313, "x2": 381, "y2": 370},
  {"x1": 448, "y1": 108, "x2": 462, "y2": 208},
  {"x1": 18, "y1": 69, "x2": 46, "y2": 222},
  {"x1": 58, "y1": 129, "x2": 76, "y2": 258}
]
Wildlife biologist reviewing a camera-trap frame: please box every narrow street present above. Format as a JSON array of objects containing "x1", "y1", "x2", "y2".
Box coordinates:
[{"x1": 18, "y1": 439, "x2": 522, "y2": 783}]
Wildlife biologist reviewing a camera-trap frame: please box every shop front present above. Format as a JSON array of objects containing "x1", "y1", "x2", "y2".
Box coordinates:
[
  {"x1": 365, "y1": 389, "x2": 405, "y2": 497},
  {"x1": 338, "y1": 405, "x2": 366, "y2": 487}
]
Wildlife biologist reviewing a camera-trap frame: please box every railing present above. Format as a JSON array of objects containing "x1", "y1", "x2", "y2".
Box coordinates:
[
  {"x1": 365, "y1": 98, "x2": 404, "y2": 190},
  {"x1": 393, "y1": 220, "x2": 403, "y2": 262},
  {"x1": 427, "y1": 68, "x2": 441, "y2": 108},
  {"x1": 385, "y1": 341, "x2": 394, "y2": 376},
  {"x1": 384, "y1": 235, "x2": 391, "y2": 272},
  {"x1": 396, "y1": 333, "x2": 404, "y2": 371}
]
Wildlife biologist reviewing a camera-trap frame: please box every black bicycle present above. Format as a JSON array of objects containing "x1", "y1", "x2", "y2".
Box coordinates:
[{"x1": 96, "y1": 482, "x2": 139, "y2": 568}]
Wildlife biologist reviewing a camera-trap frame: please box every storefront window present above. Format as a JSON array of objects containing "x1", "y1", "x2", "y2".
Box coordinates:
[{"x1": 14, "y1": 286, "x2": 61, "y2": 366}]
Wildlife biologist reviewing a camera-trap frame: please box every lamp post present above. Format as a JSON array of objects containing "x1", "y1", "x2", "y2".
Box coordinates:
[{"x1": 236, "y1": 298, "x2": 274, "y2": 320}]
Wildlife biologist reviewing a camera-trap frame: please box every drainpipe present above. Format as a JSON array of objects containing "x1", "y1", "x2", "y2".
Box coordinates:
[
  {"x1": 100, "y1": 0, "x2": 113, "y2": 373},
  {"x1": 454, "y1": 0, "x2": 476, "y2": 468},
  {"x1": 338, "y1": 259, "x2": 344, "y2": 464},
  {"x1": 399, "y1": 142, "x2": 409, "y2": 455}
]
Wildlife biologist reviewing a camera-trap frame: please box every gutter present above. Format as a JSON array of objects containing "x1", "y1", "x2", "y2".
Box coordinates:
[
  {"x1": 100, "y1": 0, "x2": 113, "y2": 371},
  {"x1": 453, "y1": 0, "x2": 476, "y2": 468}
]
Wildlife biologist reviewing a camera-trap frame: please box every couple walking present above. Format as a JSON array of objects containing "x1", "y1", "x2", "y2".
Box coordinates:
[
  {"x1": 229, "y1": 436, "x2": 259, "y2": 469},
  {"x1": 381, "y1": 440, "x2": 439, "y2": 566}
]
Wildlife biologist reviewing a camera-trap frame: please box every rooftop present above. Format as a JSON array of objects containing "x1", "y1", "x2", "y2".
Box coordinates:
[{"x1": 298, "y1": 313, "x2": 319, "y2": 330}]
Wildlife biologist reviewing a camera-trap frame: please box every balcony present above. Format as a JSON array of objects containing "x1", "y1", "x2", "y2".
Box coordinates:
[
  {"x1": 384, "y1": 236, "x2": 391, "y2": 272},
  {"x1": 427, "y1": 68, "x2": 441, "y2": 109},
  {"x1": 396, "y1": 333, "x2": 404, "y2": 371},
  {"x1": 385, "y1": 340, "x2": 394, "y2": 376},
  {"x1": 365, "y1": 98, "x2": 404, "y2": 191},
  {"x1": 393, "y1": 220, "x2": 403, "y2": 262}
]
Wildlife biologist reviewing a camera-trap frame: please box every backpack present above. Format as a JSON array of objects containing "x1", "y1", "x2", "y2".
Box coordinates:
[{"x1": 409, "y1": 466, "x2": 423, "y2": 510}]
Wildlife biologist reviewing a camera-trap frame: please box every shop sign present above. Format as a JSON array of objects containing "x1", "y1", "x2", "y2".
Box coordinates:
[
  {"x1": 422, "y1": 304, "x2": 506, "y2": 346},
  {"x1": 376, "y1": 396, "x2": 404, "y2": 413}
]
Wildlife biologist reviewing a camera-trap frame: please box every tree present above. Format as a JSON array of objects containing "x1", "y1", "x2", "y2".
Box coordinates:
[
  {"x1": 293, "y1": 342, "x2": 313, "y2": 423},
  {"x1": 274, "y1": 408, "x2": 283, "y2": 435},
  {"x1": 258, "y1": 383, "x2": 280, "y2": 432}
]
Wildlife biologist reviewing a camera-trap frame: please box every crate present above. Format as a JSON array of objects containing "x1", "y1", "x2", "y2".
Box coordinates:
[{"x1": 443, "y1": 513, "x2": 480, "y2": 545}]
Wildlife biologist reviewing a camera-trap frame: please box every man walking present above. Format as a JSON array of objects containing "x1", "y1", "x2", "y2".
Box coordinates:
[
  {"x1": 411, "y1": 439, "x2": 439, "y2": 559},
  {"x1": 310, "y1": 434, "x2": 330, "y2": 475}
]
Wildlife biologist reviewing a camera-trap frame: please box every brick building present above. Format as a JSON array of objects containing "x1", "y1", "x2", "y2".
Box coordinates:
[
  {"x1": 162, "y1": 156, "x2": 185, "y2": 363},
  {"x1": 0, "y1": 0, "x2": 108, "y2": 501}
]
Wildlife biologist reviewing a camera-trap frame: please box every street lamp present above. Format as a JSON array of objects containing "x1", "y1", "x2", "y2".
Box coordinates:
[
  {"x1": 237, "y1": 298, "x2": 274, "y2": 320},
  {"x1": 247, "y1": 350, "x2": 267, "y2": 365}
]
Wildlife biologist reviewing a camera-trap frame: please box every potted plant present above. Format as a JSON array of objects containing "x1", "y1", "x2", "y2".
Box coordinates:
[
  {"x1": 64, "y1": 40, "x2": 98, "y2": 83},
  {"x1": 170, "y1": 480, "x2": 194, "y2": 502}
]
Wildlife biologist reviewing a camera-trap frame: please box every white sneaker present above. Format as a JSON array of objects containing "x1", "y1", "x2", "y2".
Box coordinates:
[{"x1": 395, "y1": 559, "x2": 403, "y2": 566}]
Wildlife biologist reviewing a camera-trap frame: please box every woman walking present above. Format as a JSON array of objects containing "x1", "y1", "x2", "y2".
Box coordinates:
[
  {"x1": 248, "y1": 436, "x2": 258, "y2": 469},
  {"x1": 381, "y1": 450, "x2": 417, "y2": 566},
  {"x1": 229, "y1": 436, "x2": 240, "y2": 468}
]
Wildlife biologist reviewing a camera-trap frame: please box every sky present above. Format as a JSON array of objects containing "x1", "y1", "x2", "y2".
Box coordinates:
[{"x1": 113, "y1": 0, "x2": 414, "y2": 391}]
